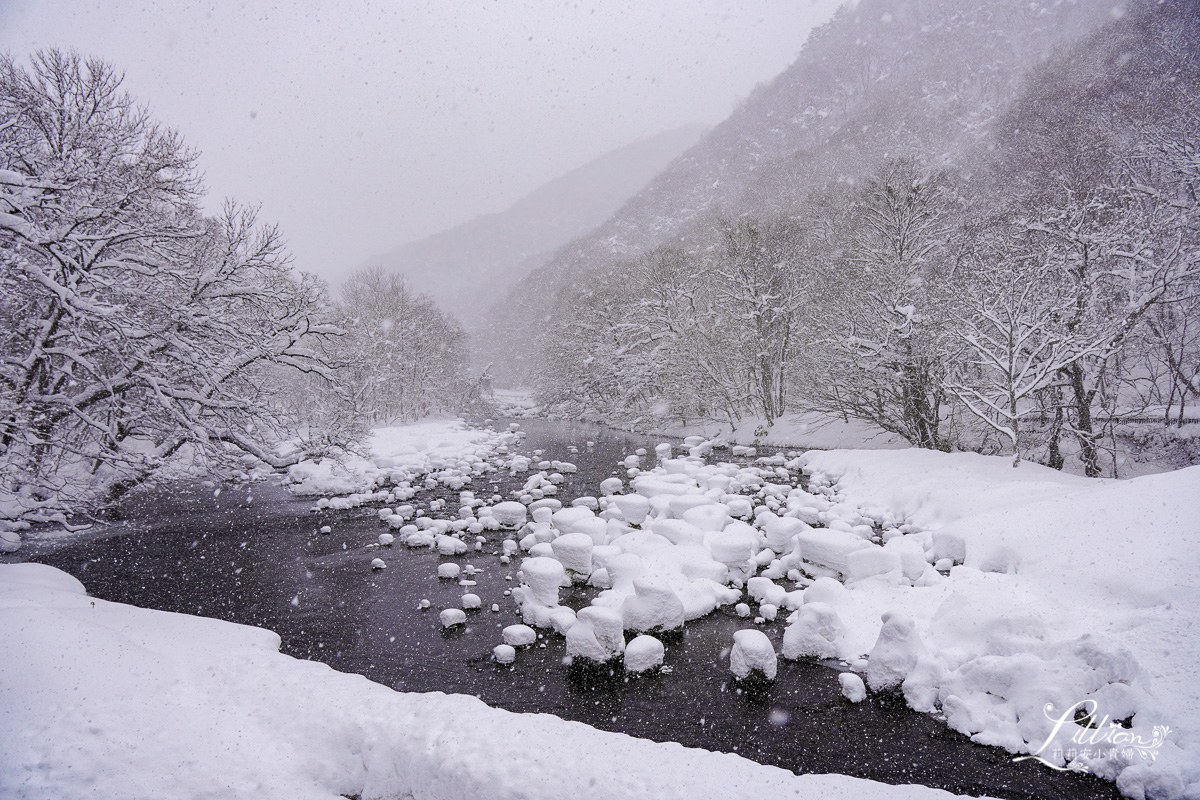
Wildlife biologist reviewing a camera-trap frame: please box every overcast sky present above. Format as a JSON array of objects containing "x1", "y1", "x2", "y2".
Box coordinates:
[{"x1": 1, "y1": 0, "x2": 843, "y2": 284}]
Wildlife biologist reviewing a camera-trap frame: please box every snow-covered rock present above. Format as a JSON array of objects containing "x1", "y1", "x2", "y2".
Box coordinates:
[
  {"x1": 609, "y1": 493, "x2": 650, "y2": 525},
  {"x1": 550, "y1": 532, "x2": 594, "y2": 576},
  {"x1": 491, "y1": 501, "x2": 528, "y2": 527},
  {"x1": 502, "y1": 624, "x2": 538, "y2": 647},
  {"x1": 565, "y1": 606, "x2": 625, "y2": 663},
  {"x1": 839, "y1": 672, "x2": 867, "y2": 703},
  {"x1": 793, "y1": 527, "x2": 872, "y2": 576},
  {"x1": 620, "y1": 577, "x2": 685, "y2": 633},
  {"x1": 866, "y1": 612, "x2": 926, "y2": 692},
  {"x1": 730, "y1": 629, "x2": 777, "y2": 681},
  {"x1": 803, "y1": 576, "x2": 846, "y2": 605},
  {"x1": 760, "y1": 514, "x2": 807, "y2": 555},
  {"x1": 516, "y1": 557, "x2": 568, "y2": 628},
  {"x1": 439, "y1": 608, "x2": 466, "y2": 628},
  {"x1": 847, "y1": 547, "x2": 902, "y2": 583},
  {"x1": 781, "y1": 602, "x2": 843, "y2": 661},
  {"x1": 624, "y1": 635, "x2": 665, "y2": 673}
]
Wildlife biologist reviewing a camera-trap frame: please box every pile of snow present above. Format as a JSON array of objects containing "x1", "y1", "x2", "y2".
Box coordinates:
[
  {"x1": 795, "y1": 450, "x2": 1200, "y2": 794},
  {"x1": 285, "y1": 418, "x2": 508, "y2": 497},
  {"x1": 0, "y1": 563, "x2": 968, "y2": 800}
]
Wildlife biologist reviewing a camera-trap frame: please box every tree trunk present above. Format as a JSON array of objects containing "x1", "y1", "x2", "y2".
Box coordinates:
[{"x1": 1063, "y1": 362, "x2": 1101, "y2": 477}]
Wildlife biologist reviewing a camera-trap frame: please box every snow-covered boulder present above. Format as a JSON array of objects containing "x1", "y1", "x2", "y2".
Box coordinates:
[
  {"x1": 760, "y1": 514, "x2": 808, "y2": 555},
  {"x1": 781, "y1": 602, "x2": 843, "y2": 660},
  {"x1": 551, "y1": 506, "x2": 595, "y2": 534},
  {"x1": 708, "y1": 525, "x2": 758, "y2": 581},
  {"x1": 730, "y1": 629, "x2": 777, "y2": 681},
  {"x1": 434, "y1": 537, "x2": 465, "y2": 556},
  {"x1": 565, "y1": 606, "x2": 625, "y2": 664},
  {"x1": 620, "y1": 577, "x2": 685, "y2": 634},
  {"x1": 491, "y1": 501, "x2": 528, "y2": 527},
  {"x1": 866, "y1": 612, "x2": 926, "y2": 692},
  {"x1": 493, "y1": 644, "x2": 516, "y2": 664},
  {"x1": 439, "y1": 608, "x2": 466, "y2": 628},
  {"x1": 514, "y1": 556, "x2": 570, "y2": 628},
  {"x1": 681, "y1": 503, "x2": 730, "y2": 533},
  {"x1": 746, "y1": 577, "x2": 787, "y2": 608},
  {"x1": 520, "y1": 557, "x2": 567, "y2": 606},
  {"x1": 883, "y1": 535, "x2": 929, "y2": 582},
  {"x1": 0, "y1": 530, "x2": 22, "y2": 554},
  {"x1": 839, "y1": 672, "x2": 867, "y2": 703},
  {"x1": 803, "y1": 576, "x2": 847, "y2": 605},
  {"x1": 625, "y1": 635, "x2": 665, "y2": 673},
  {"x1": 793, "y1": 527, "x2": 873, "y2": 576},
  {"x1": 502, "y1": 624, "x2": 537, "y2": 647},
  {"x1": 847, "y1": 547, "x2": 903, "y2": 582},
  {"x1": 550, "y1": 532, "x2": 594, "y2": 576},
  {"x1": 609, "y1": 494, "x2": 650, "y2": 525},
  {"x1": 548, "y1": 607, "x2": 578, "y2": 635}
]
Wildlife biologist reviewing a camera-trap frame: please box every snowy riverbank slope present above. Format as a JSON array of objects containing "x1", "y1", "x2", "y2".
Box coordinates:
[
  {"x1": 797, "y1": 451, "x2": 1200, "y2": 798},
  {"x1": 285, "y1": 417, "x2": 508, "y2": 497},
  {"x1": 0, "y1": 563, "x2": 980, "y2": 800}
]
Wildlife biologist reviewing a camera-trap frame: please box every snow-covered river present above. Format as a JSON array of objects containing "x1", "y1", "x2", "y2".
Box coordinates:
[{"x1": 15, "y1": 419, "x2": 1120, "y2": 799}]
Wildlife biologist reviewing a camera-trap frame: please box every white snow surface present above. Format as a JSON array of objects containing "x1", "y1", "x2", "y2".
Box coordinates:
[
  {"x1": 286, "y1": 418, "x2": 505, "y2": 496},
  {"x1": 0, "y1": 563, "x2": 977, "y2": 799},
  {"x1": 799, "y1": 449, "x2": 1200, "y2": 793}
]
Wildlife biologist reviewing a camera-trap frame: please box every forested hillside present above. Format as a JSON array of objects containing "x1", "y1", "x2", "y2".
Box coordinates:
[{"x1": 496, "y1": 0, "x2": 1199, "y2": 476}]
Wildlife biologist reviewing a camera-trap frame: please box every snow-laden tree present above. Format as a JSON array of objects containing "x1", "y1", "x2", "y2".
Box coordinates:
[
  {"x1": 1020, "y1": 175, "x2": 1200, "y2": 475},
  {"x1": 712, "y1": 219, "x2": 807, "y2": 425},
  {"x1": 330, "y1": 266, "x2": 467, "y2": 425},
  {"x1": 0, "y1": 51, "x2": 340, "y2": 519},
  {"x1": 798, "y1": 158, "x2": 960, "y2": 449},
  {"x1": 946, "y1": 237, "x2": 1106, "y2": 467}
]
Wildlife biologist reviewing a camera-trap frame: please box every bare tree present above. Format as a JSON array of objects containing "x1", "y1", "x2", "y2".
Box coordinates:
[{"x1": 713, "y1": 219, "x2": 807, "y2": 425}]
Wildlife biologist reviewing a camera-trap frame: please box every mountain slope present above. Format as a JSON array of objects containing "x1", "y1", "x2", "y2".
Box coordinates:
[{"x1": 363, "y1": 125, "x2": 703, "y2": 322}]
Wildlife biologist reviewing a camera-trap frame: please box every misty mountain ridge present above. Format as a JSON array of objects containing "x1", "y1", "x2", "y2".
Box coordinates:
[{"x1": 362, "y1": 124, "x2": 704, "y2": 323}]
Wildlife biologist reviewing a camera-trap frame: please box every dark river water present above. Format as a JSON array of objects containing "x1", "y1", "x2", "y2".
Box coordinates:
[{"x1": 5, "y1": 419, "x2": 1120, "y2": 800}]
